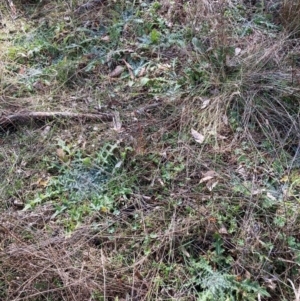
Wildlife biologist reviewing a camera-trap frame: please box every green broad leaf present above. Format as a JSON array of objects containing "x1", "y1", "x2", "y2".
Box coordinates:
[
  {"x1": 140, "y1": 77, "x2": 150, "y2": 86},
  {"x1": 82, "y1": 157, "x2": 92, "y2": 167}
]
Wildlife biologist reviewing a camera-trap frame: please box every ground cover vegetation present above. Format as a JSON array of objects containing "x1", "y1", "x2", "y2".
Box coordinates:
[{"x1": 0, "y1": 0, "x2": 300, "y2": 300}]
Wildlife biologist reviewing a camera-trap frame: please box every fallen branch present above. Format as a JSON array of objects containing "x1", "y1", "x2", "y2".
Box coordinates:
[
  {"x1": 0, "y1": 111, "x2": 114, "y2": 130},
  {"x1": 0, "y1": 102, "x2": 162, "y2": 131}
]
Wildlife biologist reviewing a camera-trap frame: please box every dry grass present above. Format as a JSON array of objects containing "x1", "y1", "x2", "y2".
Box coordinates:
[
  {"x1": 280, "y1": 0, "x2": 300, "y2": 34},
  {"x1": 1, "y1": 0, "x2": 300, "y2": 300}
]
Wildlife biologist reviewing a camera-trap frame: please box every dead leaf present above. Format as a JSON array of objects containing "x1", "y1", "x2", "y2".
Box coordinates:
[
  {"x1": 222, "y1": 114, "x2": 228, "y2": 125},
  {"x1": 56, "y1": 148, "x2": 68, "y2": 162},
  {"x1": 201, "y1": 98, "x2": 211, "y2": 109},
  {"x1": 41, "y1": 126, "x2": 51, "y2": 139},
  {"x1": 235, "y1": 47, "x2": 242, "y2": 56},
  {"x1": 157, "y1": 63, "x2": 171, "y2": 71},
  {"x1": 122, "y1": 59, "x2": 132, "y2": 70},
  {"x1": 157, "y1": 178, "x2": 165, "y2": 187},
  {"x1": 266, "y1": 192, "x2": 277, "y2": 201},
  {"x1": 251, "y1": 188, "x2": 264, "y2": 196},
  {"x1": 24, "y1": 170, "x2": 34, "y2": 178},
  {"x1": 208, "y1": 217, "x2": 217, "y2": 223},
  {"x1": 200, "y1": 170, "x2": 219, "y2": 180},
  {"x1": 123, "y1": 59, "x2": 135, "y2": 80},
  {"x1": 245, "y1": 271, "x2": 251, "y2": 279},
  {"x1": 206, "y1": 179, "x2": 219, "y2": 191},
  {"x1": 18, "y1": 66, "x2": 26, "y2": 74},
  {"x1": 218, "y1": 225, "x2": 228, "y2": 234},
  {"x1": 109, "y1": 65, "x2": 124, "y2": 77},
  {"x1": 31, "y1": 176, "x2": 50, "y2": 188},
  {"x1": 280, "y1": 175, "x2": 289, "y2": 182},
  {"x1": 191, "y1": 128, "x2": 205, "y2": 144},
  {"x1": 181, "y1": 246, "x2": 190, "y2": 258},
  {"x1": 113, "y1": 111, "x2": 123, "y2": 132},
  {"x1": 265, "y1": 278, "x2": 277, "y2": 290},
  {"x1": 134, "y1": 270, "x2": 144, "y2": 280},
  {"x1": 138, "y1": 67, "x2": 147, "y2": 77},
  {"x1": 33, "y1": 80, "x2": 45, "y2": 91},
  {"x1": 8, "y1": 0, "x2": 17, "y2": 18},
  {"x1": 229, "y1": 91, "x2": 241, "y2": 100},
  {"x1": 115, "y1": 161, "x2": 122, "y2": 168},
  {"x1": 200, "y1": 175, "x2": 215, "y2": 183},
  {"x1": 101, "y1": 35, "x2": 110, "y2": 42},
  {"x1": 237, "y1": 165, "x2": 247, "y2": 179},
  {"x1": 38, "y1": 179, "x2": 49, "y2": 188},
  {"x1": 13, "y1": 199, "x2": 24, "y2": 208}
]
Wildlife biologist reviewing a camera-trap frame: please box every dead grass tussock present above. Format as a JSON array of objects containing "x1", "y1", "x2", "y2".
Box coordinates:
[
  {"x1": 185, "y1": 7, "x2": 300, "y2": 153},
  {"x1": 1, "y1": 211, "x2": 129, "y2": 300},
  {"x1": 238, "y1": 35, "x2": 300, "y2": 152},
  {"x1": 1, "y1": 206, "x2": 208, "y2": 300},
  {"x1": 280, "y1": 0, "x2": 300, "y2": 34}
]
